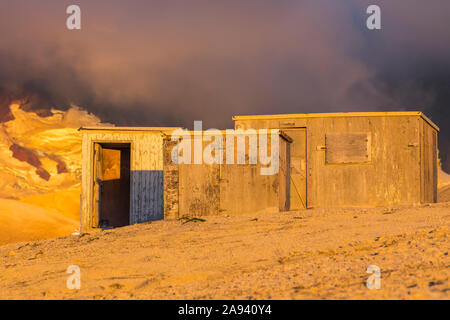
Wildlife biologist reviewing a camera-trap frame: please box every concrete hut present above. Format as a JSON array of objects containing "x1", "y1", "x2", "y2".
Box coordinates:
[
  {"x1": 79, "y1": 127, "x2": 178, "y2": 232},
  {"x1": 233, "y1": 111, "x2": 439, "y2": 209},
  {"x1": 80, "y1": 111, "x2": 439, "y2": 232}
]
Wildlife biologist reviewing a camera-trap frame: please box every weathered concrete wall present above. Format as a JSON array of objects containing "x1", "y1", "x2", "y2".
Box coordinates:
[{"x1": 163, "y1": 130, "x2": 291, "y2": 219}]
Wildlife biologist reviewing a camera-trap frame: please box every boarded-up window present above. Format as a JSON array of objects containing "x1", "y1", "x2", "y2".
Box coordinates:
[{"x1": 325, "y1": 133, "x2": 371, "y2": 164}]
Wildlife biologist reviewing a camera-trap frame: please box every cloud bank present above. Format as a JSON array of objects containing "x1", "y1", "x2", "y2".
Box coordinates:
[{"x1": 0, "y1": 0, "x2": 449, "y2": 170}]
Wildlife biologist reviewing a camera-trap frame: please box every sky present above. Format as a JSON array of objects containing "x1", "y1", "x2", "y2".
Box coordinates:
[{"x1": 0, "y1": 0, "x2": 449, "y2": 170}]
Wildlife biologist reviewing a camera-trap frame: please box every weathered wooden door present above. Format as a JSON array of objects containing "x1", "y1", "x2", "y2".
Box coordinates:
[
  {"x1": 92, "y1": 143, "x2": 103, "y2": 227},
  {"x1": 284, "y1": 128, "x2": 307, "y2": 210}
]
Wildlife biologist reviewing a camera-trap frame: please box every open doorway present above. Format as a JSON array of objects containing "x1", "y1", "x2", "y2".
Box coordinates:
[{"x1": 92, "y1": 143, "x2": 131, "y2": 228}]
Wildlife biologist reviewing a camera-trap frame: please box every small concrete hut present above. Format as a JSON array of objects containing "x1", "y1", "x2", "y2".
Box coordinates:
[{"x1": 233, "y1": 111, "x2": 439, "y2": 209}]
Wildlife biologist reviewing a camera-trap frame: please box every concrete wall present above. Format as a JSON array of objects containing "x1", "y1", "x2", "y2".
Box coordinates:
[
  {"x1": 234, "y1": 113, "x2": 439, "y2": 208},
  {"x1": 163, "y1": 130, "x2": 291, "y2": 219}
]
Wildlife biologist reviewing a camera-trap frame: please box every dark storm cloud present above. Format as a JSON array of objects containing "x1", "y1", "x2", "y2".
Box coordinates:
[{"x1": 0, "y1": 0, "x2": 449, "y2": 170}]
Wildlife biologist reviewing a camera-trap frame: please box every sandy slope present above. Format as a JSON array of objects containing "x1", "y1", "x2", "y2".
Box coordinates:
[
  {"x1": 439, "y1": 186, "x2": 450, "y2": 202},
  {"x1": 438, "y1": 169, "x2": 450, "y2": 202},
  {"x1": 0, "y1": 199, "x2": 78, "y2": 246},
  {"x1": 0, "y1": 203, "x2": 449, "y2": 300},
  {"x1": 439, "y1": 169, "x2": 450, "y2": 187},
  {"x1": 20, "y1": 189, "x2": 80, "y2": 221}
]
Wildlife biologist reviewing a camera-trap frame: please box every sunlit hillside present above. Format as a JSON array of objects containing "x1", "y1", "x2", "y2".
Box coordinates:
[
  {"x1": 0, "y1": 103, "x2": 110, "y2": 198},
  {"x1": 0, "y1": 102, "x2": 111, "y2": 244}
]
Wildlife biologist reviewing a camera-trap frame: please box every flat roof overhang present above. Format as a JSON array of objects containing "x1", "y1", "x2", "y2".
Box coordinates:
[
  {"x1": 232, "y1": 111, "x2": 439, "y2": 132},
  {"x1": 78, "y1": 126, "x2": 184, "y2": 132}
]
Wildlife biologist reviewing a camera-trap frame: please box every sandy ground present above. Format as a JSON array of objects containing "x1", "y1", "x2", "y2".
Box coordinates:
[{"x1": 0, "y1": 202, "x2": 449, "y2": 300}]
